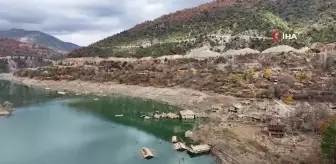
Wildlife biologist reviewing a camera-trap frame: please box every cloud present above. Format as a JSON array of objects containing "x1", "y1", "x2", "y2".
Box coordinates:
[{"x1": 0, "y1": 0, "x2": 211, "y2": 46}]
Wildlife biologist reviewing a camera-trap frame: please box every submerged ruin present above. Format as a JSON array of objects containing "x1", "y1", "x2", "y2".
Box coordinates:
[
  {"x1": 0, "y1": 101, "x2": 13, "y2": 116},
  {"x1": 140, "y1": 147, "x2": 154, "y2": 159}
]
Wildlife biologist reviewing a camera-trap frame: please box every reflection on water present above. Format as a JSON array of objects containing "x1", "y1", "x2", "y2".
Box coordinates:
[
  {"x1": 0, "y1": 80, "x2": 215, "y2": 164},
  {"x1": 0, "y1": 80, "x2": 61, "y2": 107}
]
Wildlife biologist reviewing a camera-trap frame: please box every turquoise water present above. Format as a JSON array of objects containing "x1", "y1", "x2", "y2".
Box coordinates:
[{"x1": 0, "y1": 80, "x2": 215, "y2": 164}]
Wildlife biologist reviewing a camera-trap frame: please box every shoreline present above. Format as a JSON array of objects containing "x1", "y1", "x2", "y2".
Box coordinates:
[
  {"x1": 1, "y1": 73, "x2": 321, "y2": 164},
  {"x1": 1, "y1": 73, "x2": 236, "y2": 112},
  {"x1": 1, "y1": 73, "x2": 236, "y2": 163}
]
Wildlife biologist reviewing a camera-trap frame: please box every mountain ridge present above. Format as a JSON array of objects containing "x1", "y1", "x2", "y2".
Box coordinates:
[
  {"x1": 0, "y1": 37, "x2": 63, "y2": 59},
  {"x1": 69, "y1": 0, "x2": 335, "y2": 58},
  {"x1": 0, "y1": 28, "x2": 80, "y2": 52}
]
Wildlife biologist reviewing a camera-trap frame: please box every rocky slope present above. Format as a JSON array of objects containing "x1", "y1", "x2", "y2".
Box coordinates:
[
  {"x1": 0, "y1": 38, "x2": 63, "y2": 72},
  {"x1": 0, "y1": 38, "x2": 63, "y2": 58},
  {"x1": 14, "y1": 49, "x2": 336, "y2": 163},
  {"x1": 69, "y1": 0, "x2": 336, "y2": 58},
  {"x1": 15, "y1": 50, "x2": 336, "y2": 102},
  {"x1": 0, "y1": 28, "x2": 80, "y2": 51}
]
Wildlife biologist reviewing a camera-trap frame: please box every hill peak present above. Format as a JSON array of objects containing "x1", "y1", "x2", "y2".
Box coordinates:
[
  {"x1": 0, "y1": 37, "x2": 63, "y2": 58},
  {"x1": 0, "y1": 29, "x2": 80, "y2": 52}
]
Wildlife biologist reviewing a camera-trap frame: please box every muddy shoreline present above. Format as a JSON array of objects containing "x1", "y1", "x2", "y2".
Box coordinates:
[
  {"x1": 1, "y1": 73, "x2": 234, "y2": 163},
  {"x1": 1, "y1": 73, "x2": 322, "y2": 164}
]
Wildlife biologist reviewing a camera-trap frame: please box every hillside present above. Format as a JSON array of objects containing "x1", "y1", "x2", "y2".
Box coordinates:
[
  {"x1": 14, "y1": 50, "x2": 335, "y2": 163},
  {"x1": 0, "y1": 38, "x2": 64, "y2": 73},
  {"x1": 0, "y1": 38, "x2": 63, "y2": 58},
  {"x1": 69, "y1": 0, "x2": 336, "y2": 58},
  {"x1": 0, "y1": 28, "x2": 80, "y2": 51}
]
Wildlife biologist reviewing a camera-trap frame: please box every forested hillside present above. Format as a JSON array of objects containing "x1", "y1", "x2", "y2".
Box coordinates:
[
  {"x1": 69, "y1": 0, "x2": 336, "y2": 58},
  {"x1": 0, "y1": 38, "x2": 60, "y2": 72},
  {"x1": 0, "y1": 28, "x2": 80, "y2": 51},
  {"x1": 0, "y1": 38, "x2": 62, "y2": 58}
]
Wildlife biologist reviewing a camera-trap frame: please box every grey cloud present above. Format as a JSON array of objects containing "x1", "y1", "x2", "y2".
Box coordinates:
[
  {"x1": 0, "y1": 0, "x2": 212, "y2": 45},
  {"x1": 79, "y1": 2, "x2": 126, "y2": 17},
  {"x1": 0, "y1": 6, "x2": 47, "y2": 24},
  {"x1": 84, "y1": 6, "x2": 124, "y2": 17}
]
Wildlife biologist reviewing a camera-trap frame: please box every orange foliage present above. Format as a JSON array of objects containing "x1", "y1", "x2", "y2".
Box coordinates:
[
  {"x1": 0, "y1": 38, "x2": 56, "y2": 57},
  {"x1": 131, "y1": 0, "x2": 253, "y2": 32}
]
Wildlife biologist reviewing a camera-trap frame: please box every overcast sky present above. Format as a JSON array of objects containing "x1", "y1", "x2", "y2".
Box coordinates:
[{"x1": 0, "y1": 0, "x2": 211, "y2": 46}]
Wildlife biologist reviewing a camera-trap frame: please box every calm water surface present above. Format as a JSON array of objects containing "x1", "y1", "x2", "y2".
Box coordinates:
[{"x1": 0, "y1": 80, "x2": 215, "y2": 164}]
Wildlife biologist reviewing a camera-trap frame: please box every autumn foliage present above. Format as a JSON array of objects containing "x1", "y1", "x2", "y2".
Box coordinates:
[
  {"x1": 0, "y1": 38, "x2": 59, "y2": 57},
  {"x1": 283, "y1": 96, "x2": 293, "y2": 104},
  {"x1": 264, "y1": 68, "x2": 271, "y2": 80},
  {"x1": 131, "y1": 0, "x2": 252, "y2": 32}
]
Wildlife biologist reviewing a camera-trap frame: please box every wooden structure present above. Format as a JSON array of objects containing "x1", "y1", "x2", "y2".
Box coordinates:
[
  {"x1": 171, "y1": 136, "x2": 178, "y2": 143},
  {"x1": 211, "y1": 105, "x2": 223, "y2": 112},
  {"x1": 173, "y1": 142, "x2": 188, "y2": 151},
  {"x1": 268, "y1": 119, "x2": 286, "y2": 138},
  {"x1": 238, "y1": 114, "x2": 261, "y2": 122},
  {"x1": 229, "y1": 103, "x2": 243, "y2": 113},
  {"x1": 179, "y1": 110, "x2": 195, "y2": 119},
  {"x1": 187, "y1": 144, "x2": 211, "y2": 154},
  {"x1": 140, "y1": 147, "x2": 154, "y2": 159}
]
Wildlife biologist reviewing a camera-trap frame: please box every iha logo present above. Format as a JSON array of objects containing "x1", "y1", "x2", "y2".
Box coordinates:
[{"x1": 272, "y1": 31, "x2": 298, "y2": 41}]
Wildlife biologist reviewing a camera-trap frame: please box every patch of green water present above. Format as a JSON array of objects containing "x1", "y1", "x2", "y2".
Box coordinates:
[{"x1": 68, "y1": 96, "x2": 207, "y2": 144}]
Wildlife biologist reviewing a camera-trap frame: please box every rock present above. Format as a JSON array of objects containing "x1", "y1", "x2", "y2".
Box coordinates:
[
  {"x1": 310, "y1": 42, "x2": 323, "y2": 52},
  {"x1": 167, "y1": 112, "x2": 179, "y2": 119},
  {"x1": 296, "y1": 47, "x2": 310, "y2": 53},
  {"x1": 262, "y1": 45, "x2": 298, "y2": 54},
  {"x1": 2, "y1": 101, "x2": 13, "y2": 110},
  {"x1": 57, "y1": 91, "x2": 66, "y2": 95},
  {"x1": 154, "y1": 114, "x2": 161, "y2": 119},
  {"x1": 161, "y1": 112, "x2": 167, "y2": 118},
  {"x1": 0, "y1": 109, "x2": 11, "y2": 116},
  {"x1": 144, "y1": 116, "x2": 151, "y2": 119},
  {"x1": 185, "y1": 130, "x2": 193, "y2": 138},
  {"x1": 223, "y1": 48, "x2": 260, "y2": 56},
  {"x1": 184, "y1": 46, "x2": 221, "y2": 59}
]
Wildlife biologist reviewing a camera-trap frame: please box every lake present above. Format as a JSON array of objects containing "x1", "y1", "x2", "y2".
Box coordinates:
[{"x1": 0, "y1": 80, "x2": 215, "y2": 164}]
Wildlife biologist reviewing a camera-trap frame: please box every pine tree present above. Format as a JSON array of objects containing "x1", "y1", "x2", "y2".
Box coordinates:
[{"x1": 321, "y1": 119, "x2": 336, "y2": 164}]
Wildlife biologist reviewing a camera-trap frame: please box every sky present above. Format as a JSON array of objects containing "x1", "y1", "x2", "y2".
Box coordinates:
[{"x1": 0, "y1": 0, "x2": 211, "y2": 46}]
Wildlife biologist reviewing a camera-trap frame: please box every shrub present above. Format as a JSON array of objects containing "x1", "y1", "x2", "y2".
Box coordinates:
[
  {"x1": 295, "y1": 71, "x2": 306, "y2": 81},
  {"x1": 264, "y1": 68, "x2": 271, "y2": 80},
  {"x1": 283, "y1": 96, "x2": 294, "y2": 104},
  {"x1": 321, "y1": 117, "x2": 336, "y2": 164}
]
